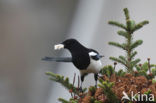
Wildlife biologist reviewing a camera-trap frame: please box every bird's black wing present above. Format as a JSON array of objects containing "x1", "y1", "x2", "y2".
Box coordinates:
[{"x1": 42, "y1": 56, "x2": 72, "y2": 62}]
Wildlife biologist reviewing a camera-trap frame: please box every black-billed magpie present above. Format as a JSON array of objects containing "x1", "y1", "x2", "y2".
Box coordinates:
[{"x1": 42, "y1": 39, "x2": 104, "y2": 88}]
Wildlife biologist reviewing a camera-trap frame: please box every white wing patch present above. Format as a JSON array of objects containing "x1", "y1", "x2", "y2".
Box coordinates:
[{"x1": 89, "y1": 51, "x2": 97, "y2": 56}]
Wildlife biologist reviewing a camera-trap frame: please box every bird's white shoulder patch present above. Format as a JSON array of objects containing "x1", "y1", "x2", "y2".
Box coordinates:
[{"x1": 89, "y1": 51, "x2": 97, "y2": 56}]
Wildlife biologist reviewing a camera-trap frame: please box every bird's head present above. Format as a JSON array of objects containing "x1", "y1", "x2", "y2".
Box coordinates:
[{"x1": 54, "y1": 39, "x2": 79, "y2": 50}]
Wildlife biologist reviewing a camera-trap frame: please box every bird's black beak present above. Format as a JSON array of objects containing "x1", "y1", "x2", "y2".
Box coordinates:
[
  {"x1": 54, "y1": 43, "x2": 64, "y2": 50},
  {"x1": 99, "y1": 55, "x2": 104, "y2": 58}
]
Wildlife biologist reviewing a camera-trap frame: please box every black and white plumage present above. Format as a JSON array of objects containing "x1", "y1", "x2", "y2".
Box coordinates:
[{"x1": 42, "y1": 39, "x2": 104, "y2": 87}]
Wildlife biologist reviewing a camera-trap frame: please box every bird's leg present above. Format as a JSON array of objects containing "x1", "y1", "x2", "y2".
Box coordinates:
[
  {"x1": 94, "y1": 73, "x2": 98, "y2": 88},
  {"x1": 80, "y1": 73, "x2": 88, "y2": 92},
  {"x1": 80, "y1": 75, "x2": 85, "y2": 92}
]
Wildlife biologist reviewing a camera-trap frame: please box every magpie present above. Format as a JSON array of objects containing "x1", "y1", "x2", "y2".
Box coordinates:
[{"x1": 42, "y1": 39, "x2": 104, "y2": 88}]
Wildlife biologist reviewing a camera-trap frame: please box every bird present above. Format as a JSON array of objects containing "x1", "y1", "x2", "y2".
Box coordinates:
[{"x1": 42, "y1": 39, "x2": 104, "y2": 88}]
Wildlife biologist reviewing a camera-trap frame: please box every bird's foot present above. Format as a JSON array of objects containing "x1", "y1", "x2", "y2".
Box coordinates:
[
  {"x1": 79, "y1": 87, "x2": 83, "y2": 93},
  {"x1": 95, "y1": 80, "x2": 97, "y2": 88},
  {"x1": 95, "y1": 84, "x2": 97, "y2": 88}
]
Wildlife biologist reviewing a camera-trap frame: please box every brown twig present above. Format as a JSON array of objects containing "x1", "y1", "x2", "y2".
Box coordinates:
[
  {"x1": 114, "y1": 62, "x2": 117, "y2": 70},
  {"x1": 147, "y1": 58, "x2": 151, "y2": 74}
]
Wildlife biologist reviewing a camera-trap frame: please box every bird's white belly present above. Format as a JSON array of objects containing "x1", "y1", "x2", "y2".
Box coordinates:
[{"x1": 80, "y1": 59, "x2": 102, "y2": 75}]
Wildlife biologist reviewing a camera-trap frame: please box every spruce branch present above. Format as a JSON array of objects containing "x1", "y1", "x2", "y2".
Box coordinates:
[
  {"x1": 124, "y1": 8, "x2": 130, "y2": 20},
  {"x1": 108, "y1": 21, "x2": 127, "y2": 30},
  {"x1": 142, "y1": 62, "x2": 149, "y2": 72},
  {"x1": 137, "y1": 70, "x2": 148, "y2": 77},
  {"x1": 98, "y1": 79, "x2": 120, "y2": 103},
  {"x1": 119, "y1": 55, "x2": 126, "y2": 62},
  {"x1": 150, "y1": 64, "x2": 156, "y2": 68},
  {"x1": 152, "y1": 68, "x2": 156, "y2": 76},
  {"x1": 45, "y1": 72, "x2": 85, "y2": 96},
  {"x1": 70, "y1": 99, "x2": 79, "y2": 103},
  {"x1": 99, "y1": 65, "x2": 115, "y2": 78},
  {"x1": 130, "y1": 51, "x2": 137, "y2": 59},
  {"x1": 135, "y1": 65, "x2": 141, "y2": 72},
  {"x1": 108, "y1": 42, "x2": 126, "y2": 50},
  {"x1": 131, "y1": 58, "x2": 141, "y2": 67},
  {"x1": 58, "y1": 98, "x2": 70, "y2": 103},
  {"x1": 89, "y1": 86, "x2": 96, "y2": 96},
  {"x1": 135, "y1": 60, "x2": 156, "y2": 80},
  {"x1": 116, "y1": 69, "x2": 126, "y2": 77},
  {"x1": 109, "y1": 57, "x2": 126, "y2": 67},
  {"x1": 126, "y1": 20, "x2": 135, "y2": 32},
  {"x1": 130, "y1": 40, "x2": 143, "y2": 50},
  {"x1": 133, "y1": 20, "x2": 149, "y2": 32},
  {"x1": 117, "y1": 30, "x2": 129, "y2": 38},
  {"x1": 59, "y1": 98, "x2": 79, "y2": 103}
]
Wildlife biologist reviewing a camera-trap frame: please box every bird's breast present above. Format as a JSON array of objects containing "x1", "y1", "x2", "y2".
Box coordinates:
[{"x1": 80, "y1": 58, "x2": 102, "y2": 75}]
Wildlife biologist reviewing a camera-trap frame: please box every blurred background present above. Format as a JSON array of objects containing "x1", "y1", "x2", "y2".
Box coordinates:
[{"x1": 0, "y1": 0, "x2": 156, "y2": 103}]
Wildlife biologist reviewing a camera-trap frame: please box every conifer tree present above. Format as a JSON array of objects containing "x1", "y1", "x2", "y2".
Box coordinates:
[{"x1": 108, "y1": 8, "x2": 149, "y2": 73}]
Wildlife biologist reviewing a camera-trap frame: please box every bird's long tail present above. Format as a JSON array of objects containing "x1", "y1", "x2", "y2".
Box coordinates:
[{"x1": 42, "y1": 57, "x2": 72, "y2": 62}]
